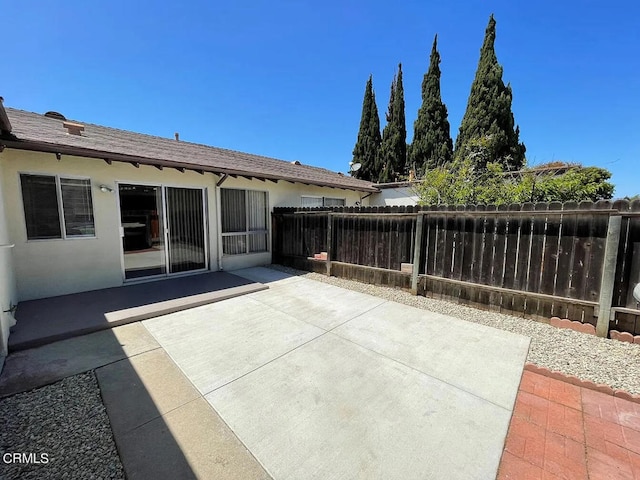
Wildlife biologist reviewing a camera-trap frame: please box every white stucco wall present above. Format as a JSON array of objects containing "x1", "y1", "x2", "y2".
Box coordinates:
[
  {"x1": 0, "y1": 156, "x2": 18, "y2": 358},
  {"x1": 369, "y1": 186, "x2": 419, "y2": 206},
  {"x1": 2, "y1": 149, "x2": 370, "y2": 300}
]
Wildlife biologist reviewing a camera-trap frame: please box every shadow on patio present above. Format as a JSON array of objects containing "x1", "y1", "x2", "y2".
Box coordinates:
[
  {"x1": 9, "y1": 271, "x2": 267, "y2": 352},
  {"x1": 0, "y1": 270, "x2": 272, "y2": 479}
]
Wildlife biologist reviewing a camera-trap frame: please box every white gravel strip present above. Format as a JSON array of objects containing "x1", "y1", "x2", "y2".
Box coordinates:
[
  {"x1": 0, "y1": 371, "x2": 124, "y2": 480},
  {"x1": 271, "y1": 265, "x2": 640, "y2": 395}
]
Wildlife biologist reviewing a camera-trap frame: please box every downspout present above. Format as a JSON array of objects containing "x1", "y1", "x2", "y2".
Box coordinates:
[
  {"x1": 360, "y1": 191, "x2": 374, "y2": 206},
  {"x1": 215, "y1": 175, "x2": 226, "y2": 271}
]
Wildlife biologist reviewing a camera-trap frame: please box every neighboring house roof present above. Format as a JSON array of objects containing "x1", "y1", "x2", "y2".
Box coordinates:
[
  {"x1": 0, "y1": 104, "x2": 377, "y2": 192},
  {"x1": 374, "y1": 180, "x2": 425, "y2": 189}
]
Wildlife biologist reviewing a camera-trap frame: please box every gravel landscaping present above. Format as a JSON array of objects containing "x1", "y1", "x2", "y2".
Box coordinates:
[
  {"x1": 0, "y1": 371, "x2": 124, "y2": 480},
  {"x1": 271, "y1": 265, "x2": 640, "y2": 395}
]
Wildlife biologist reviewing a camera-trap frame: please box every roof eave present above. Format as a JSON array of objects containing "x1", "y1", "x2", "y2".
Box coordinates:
[
  {"x1": 0, "y1": 138, "x2": 379, "y2": 193},
  {"x1": 0, "y1": 98, "x2": 12, "y2": 133}
]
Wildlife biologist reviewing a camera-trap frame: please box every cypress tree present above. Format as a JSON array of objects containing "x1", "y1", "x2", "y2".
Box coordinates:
[
  {"x1": 379, "y1": 64, "x2": 407, "y2": 182},
  {"x1": 455, "y1": 15, "x2": 525, "y2": 171},
  {"x1": 352, "y1": 75, "x2": 382, "y2": 182},
  {"x1": 409, "y1": 35, "x2": 453, "y2": 176}
]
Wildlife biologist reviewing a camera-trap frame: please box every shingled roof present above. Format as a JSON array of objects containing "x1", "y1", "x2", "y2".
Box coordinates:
[{"x1": 0, "y1": 106, "x2": 377, "y2": 192}]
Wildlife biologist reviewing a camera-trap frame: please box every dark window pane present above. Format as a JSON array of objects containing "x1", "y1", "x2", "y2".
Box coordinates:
[
  {"x1": 61, "y1": 178, "x2": 95, "y2": 237},
  {"x1": 324, "y1": 197, "x2": 345, "y2": 206},
  {"x1": 20, "y1": 174, "x2": 62, "y2": 239}
]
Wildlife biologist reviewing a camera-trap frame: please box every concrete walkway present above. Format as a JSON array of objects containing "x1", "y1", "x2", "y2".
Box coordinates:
[
  {"x1": 1, "y1": 266, "x2": 532, "y2": 479},
  {"x1": 0, "y1": 323, "x2": 271, "y2": 479}
]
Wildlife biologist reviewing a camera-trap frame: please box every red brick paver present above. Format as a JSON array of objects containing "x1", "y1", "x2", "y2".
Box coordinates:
[{"x1": 498, "y1": 371, "x2": 640, "y2": 479}]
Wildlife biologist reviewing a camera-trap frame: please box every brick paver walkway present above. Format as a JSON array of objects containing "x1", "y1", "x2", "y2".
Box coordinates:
[{"x1": 498, "y1": 370, "x2": 640, "y2": 479}]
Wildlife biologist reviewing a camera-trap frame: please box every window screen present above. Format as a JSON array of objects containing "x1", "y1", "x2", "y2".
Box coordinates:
[
  {"x1": 301, "y1": 196, "x2": 345, "y2": 207},
  {"x1": 61, "y1": 178, "x2": 95, "y2": 236}
]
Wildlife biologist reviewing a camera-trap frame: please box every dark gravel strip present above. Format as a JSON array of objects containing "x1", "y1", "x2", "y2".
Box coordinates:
[{"x1": 0, "y1": 371, "x2": 125, "y2": 480}]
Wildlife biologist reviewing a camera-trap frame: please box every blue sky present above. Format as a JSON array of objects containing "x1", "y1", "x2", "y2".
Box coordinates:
[{"x1": 3, "y1": 1, "x2": 639, "y2": 197}]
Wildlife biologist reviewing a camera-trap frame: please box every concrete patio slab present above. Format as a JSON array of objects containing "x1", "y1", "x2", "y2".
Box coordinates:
[
  {"x1": 332, "y1": 301, "x2": 530, "y2": 409},
  {"x1": 206, "y1": 333, "x2": 512, "y2": 480},
  {"x1": 248, "y1": 277, "x2": 387, "y2": 330},
  {"x1": 10, "y1": 271, "x2": 265, "y2": 351},
  {"x1": 0, "y1": 323, "x2": 159, "y2": 397},
  {"x1": 116, "y1": 396, "x2": 271, "y2": 480},
  {"x1": 143, "y1": 296, "x2": 325, "y2": 394},
  {"x1": 95, "y1": 348, "x2": 200, "y2": 436}
]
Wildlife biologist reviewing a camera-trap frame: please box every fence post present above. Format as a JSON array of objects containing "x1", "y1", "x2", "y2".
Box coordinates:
[
  {"x1": 596, "y1": 215, "x2": 622, "y2": 337},
  {"x1": 326, "y1": 212, "x2": 333, "y2": 276},
  {"x1": 411, "y1": 213, "x2": 424, "y2": 295}
]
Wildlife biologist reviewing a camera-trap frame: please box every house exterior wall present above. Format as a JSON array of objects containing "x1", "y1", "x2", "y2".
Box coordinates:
[
  {"x1": 1, "y1": 149, "x2": 368, "y2": 300},
  {"x1": 216, "y1": 176, "x2": 366, "y2": 271},
  {"x1": 0, "y1": 159, "x2": 17, "y2": 358},
  {"x1": 369, "y1": 186, "x2": 420, "y2": 206}
]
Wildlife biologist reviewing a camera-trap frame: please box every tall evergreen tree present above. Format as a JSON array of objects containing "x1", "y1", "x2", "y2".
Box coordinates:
[
  {"x1": 377, "y1": 77, "x2": 395, "y2": 182},
  {"x1": 352, "y1": 75, "x2": 382, "y2": 182},
  {"x1": 379, "y1": 64, "x2": 407, "y2": 183},
  {"x1": 454, "y1": 15, "x2": 525, "y2": 171},
  {"x1": 409, "y1": 35, "x2": 453, "y2": 176}
]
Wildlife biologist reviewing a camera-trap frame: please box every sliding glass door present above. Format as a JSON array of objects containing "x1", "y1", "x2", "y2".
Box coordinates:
[{"x1": 119, "y1": 184, "x2": 207, "y2": 279}]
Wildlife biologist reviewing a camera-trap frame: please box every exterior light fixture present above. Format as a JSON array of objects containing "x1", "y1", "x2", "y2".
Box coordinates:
[{"x1": 99, "y1": 185, "x2": 114, "y2": 193}]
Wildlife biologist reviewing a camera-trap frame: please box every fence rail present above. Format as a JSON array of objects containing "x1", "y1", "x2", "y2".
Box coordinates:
[{"x1": 272, "y1": 200, "x2": 640, "y2": 336}]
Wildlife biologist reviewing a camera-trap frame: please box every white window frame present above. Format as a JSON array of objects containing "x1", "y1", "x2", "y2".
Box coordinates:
[
  {"x1": 220, "y1": 188, "x2": 269, "y2": 256},
  {"x1": 19, "y1": 172, "x2": 97, "y2": 241}
]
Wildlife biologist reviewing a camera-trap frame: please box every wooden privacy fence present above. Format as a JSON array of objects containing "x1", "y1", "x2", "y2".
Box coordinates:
[{"x1": 272, "y1": 200, "x2": 640, "y2": 336}]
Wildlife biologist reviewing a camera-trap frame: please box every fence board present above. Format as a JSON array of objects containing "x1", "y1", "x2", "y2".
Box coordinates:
[
  {"x1": 623, "y1": 201, "x2": 640, "y2": 312},
  {"x1": 541, "y1": 201, "x2": 562, "y2": 294},
  {"x1": 585, "y1": 201, "x2": 612, "y2": 312},
  {"x1": 501, "y1": 204, "x2": 522, "y2": 314},
  {"x1": 555, "y1": 202, "x2": 578, "y2": 318}
]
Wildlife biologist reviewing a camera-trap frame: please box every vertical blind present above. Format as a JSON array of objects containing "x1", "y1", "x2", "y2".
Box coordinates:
[
  {"x1": 247, "y1": 190, "x2": 267, "y2": 252},
  {"x1": 166, "y1": 187, "x2": 206, "y2": 273}
]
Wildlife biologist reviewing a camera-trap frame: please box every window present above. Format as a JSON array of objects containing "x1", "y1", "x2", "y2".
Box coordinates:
[
  {"x1": 301, "y1": 196, "x2": 346, "y2": 207},
  {"x1": 301, "y1": 196, "x2": 323, "y2": 207},
  {"x1": 20, "y1": 174, "x2": 95, "y2": 240},
  {"x1": 221, "y1": 188, "x2": 268, "y2": 255},
  {"x1": 323, "y1": 197, "x2": 346, "y2": 207}
]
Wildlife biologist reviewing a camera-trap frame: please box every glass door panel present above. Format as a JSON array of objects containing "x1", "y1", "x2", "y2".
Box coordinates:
[
  {"x1": 119, "y1": 184, "x2": 167, "y2": 279},
  {"x1": 166, "y1": 187, "x2": 206, "y2": 273}
]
